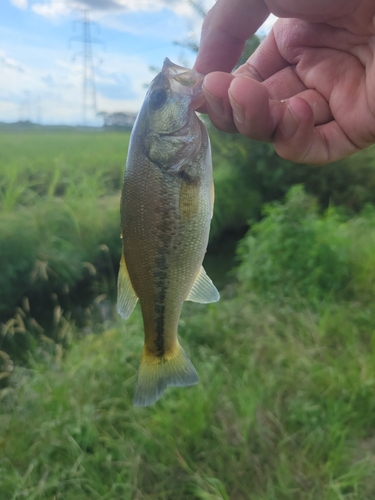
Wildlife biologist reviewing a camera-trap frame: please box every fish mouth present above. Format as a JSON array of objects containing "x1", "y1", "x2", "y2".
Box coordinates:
[{"x1": 162, "y1": 58, "x2": 205, "y2": 110}]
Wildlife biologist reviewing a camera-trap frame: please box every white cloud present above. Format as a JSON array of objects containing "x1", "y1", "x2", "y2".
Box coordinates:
[
  {"x1": 2, "y1": 0, "x2": 277, "y2": 125},
  {"x1": 0, "y1": 49, "x2": 25, "y2": 72},
  {"x1": 0, "y1": 41, "x2": 154, "y2": 124},
  {"x1": 28, "y1": 0, "x2": 276, "y2": 40},
  {"x1": 31, "y1": 0, "x2": 215, "y2": 21},
  {"x1": 94, "y1": 52, "x2": 154, "y2": 111},
  {"x1": 32, "y1": 0, "x2": 70, "y2": 17},
  {"x1": 11, "y1": 0, "x2": 28, "y2": 8}
]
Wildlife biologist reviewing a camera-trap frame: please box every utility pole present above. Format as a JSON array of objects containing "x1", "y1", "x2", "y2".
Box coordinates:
[
  {"x1": 19, "y1": 91, "x2": 31, "y2": 122},
  {"x1": 81, "y1": 9, "x2": 96, "y2": 124},
  {"x1": 71, "y1": 9, "x2": 100, "y2": 125},
  {"x1": 35, "y1": 96, "x2": 43, "y2": 124}
]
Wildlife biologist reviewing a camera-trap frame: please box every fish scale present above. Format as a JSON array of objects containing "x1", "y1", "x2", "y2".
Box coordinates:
[{"x1": 117, "y1": 58, "x2": 220, "y2": 406}]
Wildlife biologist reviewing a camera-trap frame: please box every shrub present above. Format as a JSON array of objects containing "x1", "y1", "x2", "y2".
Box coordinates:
[{"x1": 236, "y1": 186, "x2": 353, "y2": 301}]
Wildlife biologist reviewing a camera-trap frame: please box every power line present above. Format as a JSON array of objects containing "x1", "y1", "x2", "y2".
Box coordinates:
[
  {"x1": 82, "y1": 9, "x2": 96, "y2": 124},
  {"x1": 71, "y1": 9, "x2": 102, "y2": 125}
]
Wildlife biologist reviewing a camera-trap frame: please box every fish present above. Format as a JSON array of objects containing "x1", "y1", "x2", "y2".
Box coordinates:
[{"x1": 117, "y1": 58, "x2": 219, "y2": 407}]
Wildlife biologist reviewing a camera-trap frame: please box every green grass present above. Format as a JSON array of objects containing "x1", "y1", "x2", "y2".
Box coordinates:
[
  {"x1": 2, "y1": 187, "x2": 375, "y2": 499},
  {"x1": 0, "y1": 129, "x2": 128, "y2": 205},
  {"x1": 2, "y1": 130, "x2": 375, "y2": 499},
  {"x1": 1, "y1": 293, "x2": 375, "y2": 499},
  {"x1": 0, "y1": 130, "x2": 129, "y2": 318}
]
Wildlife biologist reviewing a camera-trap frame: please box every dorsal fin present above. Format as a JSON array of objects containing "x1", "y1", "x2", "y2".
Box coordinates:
[
  {"x1": 186, "y1": 266, "x2": 220, "y2": 304},
  {"x1": 117, "y1": 252, "x2": 138, "y2": 319}
]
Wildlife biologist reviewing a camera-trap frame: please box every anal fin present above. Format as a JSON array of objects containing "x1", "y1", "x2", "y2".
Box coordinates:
[
  {"x1": 117, "y1": 252, "x2": 138, "y2": 319},
  {"x1": 186, "y1": 266, "x2": 220, "y2": 304}
]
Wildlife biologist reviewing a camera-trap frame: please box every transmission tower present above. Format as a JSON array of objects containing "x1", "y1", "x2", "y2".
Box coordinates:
[
  {"x1": 71, "y1": 9, "x2": 101, "y2": 124},
  {"x1": 19, "y1": 91, "x2": 31, "y2": 122}
]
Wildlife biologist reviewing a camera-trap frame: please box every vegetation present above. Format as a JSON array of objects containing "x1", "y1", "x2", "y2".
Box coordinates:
[
  {"x1": 2, "y1": 125, "x2": 375, "y2": 499},
  {"x1": 0, "y1": 129, "x2": 127, "y2": 319},
  {"x1": 208, "y1": 125, "x2": 375, "y2": 242},
  {"x1": 1, "y1": 297, "x2": 375, "y2": 499}
]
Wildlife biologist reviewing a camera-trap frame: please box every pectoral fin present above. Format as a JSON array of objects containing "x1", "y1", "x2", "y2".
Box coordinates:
[
  {"x1": 117, "y1": 253, "x2": 138, "y2": 319},
  {"x1": 186, "y1": 266, "x2": 220, "y2": 304},
  {"x1": 210, "y1": 179, "x2": 215, "y2": 219}
]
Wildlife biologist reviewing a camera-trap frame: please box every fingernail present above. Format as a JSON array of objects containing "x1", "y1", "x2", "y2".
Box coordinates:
[
  {"x1": 232, "y1": 102, "x2": 245, "y2": 124},
  {"x1": 280, "y1": 103, "x2": 300, "y2": 139},
  {"x1": 228, "y1": 91, "x2": 245, "y2": 124},
  {"x1": 204, "y1": 87, "x2": 225, "y2": 116}
]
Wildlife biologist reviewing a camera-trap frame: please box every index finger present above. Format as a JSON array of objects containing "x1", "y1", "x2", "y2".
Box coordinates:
[{"x1": 194, "y1": 0, "x2": 270, "y2": 74}]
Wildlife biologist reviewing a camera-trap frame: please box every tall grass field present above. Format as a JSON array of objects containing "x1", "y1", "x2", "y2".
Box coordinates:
[{"x1": 1, "y1": 128, "x2": 375, "y2": 499}]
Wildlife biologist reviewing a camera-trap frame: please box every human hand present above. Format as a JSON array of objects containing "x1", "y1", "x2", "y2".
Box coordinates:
[{"x1": 194, "y1": 0, "x2": 375, "y2": 164}]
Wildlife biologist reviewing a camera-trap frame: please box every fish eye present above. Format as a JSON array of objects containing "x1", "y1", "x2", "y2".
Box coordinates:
[{"x1": 149, "y1": 89, "x2": 167, "y2": 110}]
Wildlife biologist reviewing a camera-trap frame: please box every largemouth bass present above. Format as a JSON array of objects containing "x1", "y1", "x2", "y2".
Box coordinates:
[{"x1": 117, "y1": 58, "x2": 219, "y2": 407}]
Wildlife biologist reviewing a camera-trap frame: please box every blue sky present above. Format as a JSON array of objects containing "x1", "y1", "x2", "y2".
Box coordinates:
[{"x1": 0, "y1": 0, "x2": 276, "y2": 125}]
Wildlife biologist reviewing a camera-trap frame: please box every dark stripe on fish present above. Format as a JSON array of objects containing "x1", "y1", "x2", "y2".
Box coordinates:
[
  {"x1": 154, "y1": 301, "x2": 165, "y2": 356},
  {"x1": 152, "y1": 201, "x2": 176, "y2": 357},
  {"x1": 153, "y1": 255, "x2": 166, "y2": 357}
]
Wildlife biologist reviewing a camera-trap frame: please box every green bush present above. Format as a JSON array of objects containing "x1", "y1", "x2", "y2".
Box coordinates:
[
  {"x1": 0, "y1": 131, "x2": 126, "y2": 363},
  {"x1": 236, "y1": 186, "x2": 368, "y2": 302},
  {"x1": 344, "y1": 205, "x2": 375, "y2": 299},
  {"x1": 0, "y1": 212, "x2": 39, "y2": 315},
  {"x1": 209, "y1": 126, "x2": 375, "y2": 246},
  {"x1": 0, "y1": 197, "x2": 120, "y2": 316},
  {"x1": 0, "y1": 130, "x2": 125, "y2": 317}
]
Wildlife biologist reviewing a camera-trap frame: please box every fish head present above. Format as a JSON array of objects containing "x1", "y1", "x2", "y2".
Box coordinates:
[
  {"x1": 143, "y1": 58, "x2": 205, "y2": 136},
  {"x1": 130, "y1": 59, "x2": 208, "y2": 171}
]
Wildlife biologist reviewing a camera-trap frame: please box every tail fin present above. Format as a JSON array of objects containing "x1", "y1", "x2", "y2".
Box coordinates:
[{"x1": 133, "y1": 344, "x2": 199, "y2": 407}]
